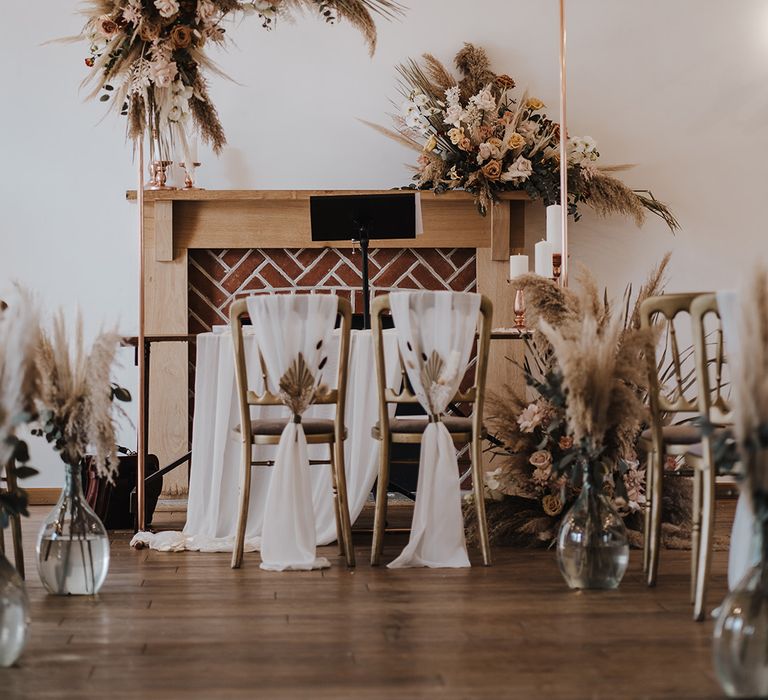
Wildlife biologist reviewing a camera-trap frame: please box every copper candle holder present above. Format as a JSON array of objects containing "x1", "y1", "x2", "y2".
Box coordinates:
[
  {"x1": 147, "y1": 160, "x2": 176, "y2": 190},
  {"x1": 552, "y1": 253, "x2": 563, "y2": 285},
  {"x1": 179, "y1": 161, "x2": 203, "y2": 190},
  {"x1": 514, "y1": 289, "x2": 526, "y2": 330}
]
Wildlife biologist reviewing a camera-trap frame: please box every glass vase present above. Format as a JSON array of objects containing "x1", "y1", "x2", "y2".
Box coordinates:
[
  {"x1": 35, "y1": 463, "x2": 110, "y2": 596},
  {"x1": 713, "y1": 521, "x2": 768, "y2": 698},
  {"x1": 556, "y1": 477, "x2": 629, "y2": 589},
  {"x1": 0, "y1": 553, "x2": 29, "y2": 667}
]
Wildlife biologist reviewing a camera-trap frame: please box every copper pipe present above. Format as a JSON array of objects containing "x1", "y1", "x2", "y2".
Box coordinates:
[
  {"x1": 558, "y1": 0, "x2": 569, "y2": 287},
  {"x1": 137, "y1": 137, "x2": 146, "y2": 532}
]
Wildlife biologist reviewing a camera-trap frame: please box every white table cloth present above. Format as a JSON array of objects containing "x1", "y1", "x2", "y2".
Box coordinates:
[{"x1": 132, "y1": 326, "x2": 398, "y2": 553}]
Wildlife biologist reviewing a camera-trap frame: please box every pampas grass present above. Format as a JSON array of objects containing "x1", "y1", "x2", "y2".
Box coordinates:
[
  {"x1": 0, "y1": 287, "x2": 41, "y2": 465},
  {"x1": 732, "y1": 266, "x2": 768, "y2": 518},
  {"x1": 35, "y1": 312, "x2": 125, "y2": 480}
]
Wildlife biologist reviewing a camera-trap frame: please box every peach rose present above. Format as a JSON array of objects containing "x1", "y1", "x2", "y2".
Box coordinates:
[
  {"x1": 542, "y1": 494, "x2": 563, "y2": 517},
  {"x1": 529, "y1": 449, "x2": 552, "y2": 469},
  {"x1": 96, "y1": 15, "x2": 119, "y2": 37},
  {"x1": 559, "y1": 435, "x2": 574, "y2": 451},
  {"x1": 507, "y1": 133, "x2": 525, "y2": 150},
  {"x1": 481, "y1": 159, "x2": 502, "y2": 181},
  {"x1": 170, "y1": 25, "x2": 193, "y2": 49},
  {"x1": 458, "y1": 137, "x2": 473, "y2": 152}
]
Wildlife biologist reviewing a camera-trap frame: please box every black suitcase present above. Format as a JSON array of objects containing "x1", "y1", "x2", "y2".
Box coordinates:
[{"x1": 82, "y1": 452, "x2": 162, "y2": 530}]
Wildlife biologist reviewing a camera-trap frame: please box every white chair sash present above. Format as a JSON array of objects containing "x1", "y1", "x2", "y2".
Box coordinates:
[
  {"x1": 246, "y1": 293, "x2": 338, "y2": 571},
  {"x1": 387, "y1": 290, "x2": 480, "y2": 569}
]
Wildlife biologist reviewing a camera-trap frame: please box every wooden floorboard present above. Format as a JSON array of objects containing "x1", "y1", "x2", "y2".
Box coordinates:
[{"x1": 0, "y1": 503, "x2": 736, "y2": 699}]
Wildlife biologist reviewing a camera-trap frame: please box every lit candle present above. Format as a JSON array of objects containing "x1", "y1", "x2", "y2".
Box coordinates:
[
  {"x1": 509, "y1": 254, "x2": 529, "y2": 280},
  {"x1": 535, "y1": 240, "x2": 554, "y2": 278},
  {"x1": 546, "y1": 204, "x2": 563, "y2": 255}
]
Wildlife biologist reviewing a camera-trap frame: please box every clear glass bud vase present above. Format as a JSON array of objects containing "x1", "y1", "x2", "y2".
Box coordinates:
[
  {"x1": 0, "y1": 553, "x2": 29, "y2": 667},
  {"x1": 35, "y1": 463, "x2": 110, "y2": 595},
  {"x1": 713, "y1": 520, "x2": 768, "y2": 698},
  {"x1": 556, "y1": 474, "x2": 629, "y2": 590}
]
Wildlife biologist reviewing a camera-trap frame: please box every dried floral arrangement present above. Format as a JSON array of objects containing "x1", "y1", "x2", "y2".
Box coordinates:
[
  {"x1": 75, "y1": 0, "x2": 403, "y2": 160},
  {"x1": 0, "y1": 290, "x2": 41, "y2": 527},
  {"x1": 464, "y1": 257, "x2": 697, "y2": 547},
  {"x1": 32, "y1": 312, "x2": 131, "y2": 481},
  {"x1": 367, "y1": 43, "x2": 678, "y2": 228}
]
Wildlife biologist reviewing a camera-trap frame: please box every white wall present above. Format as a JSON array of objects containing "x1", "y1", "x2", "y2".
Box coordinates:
[{"x1": 2, "y1": 1, "x2": 767, "y2": 486}]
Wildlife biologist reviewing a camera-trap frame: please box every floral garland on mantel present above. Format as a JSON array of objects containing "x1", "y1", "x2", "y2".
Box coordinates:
[
  {"x1": 76, "y1": 0, "x2": 403, "y2": 161},
  {"x1": 367, "y1": 43, "x2": 678, "y2": 228}
]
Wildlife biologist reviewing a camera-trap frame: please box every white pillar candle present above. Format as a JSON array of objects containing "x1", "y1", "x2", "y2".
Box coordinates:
[
  {"x1": 546, "y1": 204, "x2": 563, "y2": 254},
  {"x1": 535, "y1": 240, "x2": 554, "y2": 278},
  {"x1": 509, "y1": 254, "x2": 529, "y2": 280},
  {"x1": 189, "y1": 137, "x2": 198, "y2": 164}
]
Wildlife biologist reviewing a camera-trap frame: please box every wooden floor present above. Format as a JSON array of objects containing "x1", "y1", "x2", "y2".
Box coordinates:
[{"x1": 1, "y1": 503, "x2": 736, "y2": 700}]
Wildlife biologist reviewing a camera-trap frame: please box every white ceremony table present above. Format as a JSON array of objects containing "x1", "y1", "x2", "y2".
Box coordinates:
[{"x1": 135, "y1": 326, "x2": 399, "y2": 552}]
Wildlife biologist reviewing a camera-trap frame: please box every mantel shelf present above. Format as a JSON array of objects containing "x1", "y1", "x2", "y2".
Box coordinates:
[{"x1": 125, "y1": 188, "x2": 531, "y2": 203}]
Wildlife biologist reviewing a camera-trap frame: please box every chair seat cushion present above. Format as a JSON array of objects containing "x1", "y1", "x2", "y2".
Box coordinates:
[
  {"x1": 379, "y1": 416, "x2": 475, "y2": 434},
  {"x1": 640, "y1": 424, "x2": 731, "y2": 446},
  {"x1": 240, "y1": 418, "x2": 336, "y2": 436}
]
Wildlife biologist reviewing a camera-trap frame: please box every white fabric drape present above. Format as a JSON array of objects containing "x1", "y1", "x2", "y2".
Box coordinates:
[
  {"x1": 387, "y1": 290, "x2": 481, "y2": 569},
  {"x1": 718, "y1": 290, "x2": 762, "y2": 589},
  {"x1": 130, "y1": 327, "x2": 399, "y2": 555},
  {"x1": 245, "y1": 294, "x2": 338, "y2": 571}
]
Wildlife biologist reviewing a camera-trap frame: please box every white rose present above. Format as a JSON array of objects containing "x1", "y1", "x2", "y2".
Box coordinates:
[
  {"x1": 151, "y1": 59, "x2": 178, "y2": 88},
  {"x1": 154, "y1": 0, "x2": 179, "y2": 19},
  {"x1": 470, "y1": 86, "x2": 496, "y2": 112},
  {"x1": 444, "y1": 104, "x2": 463, "y2": 127},
  {"x1": 500, "y1": 155, "x2": 533, "y2": 182}
]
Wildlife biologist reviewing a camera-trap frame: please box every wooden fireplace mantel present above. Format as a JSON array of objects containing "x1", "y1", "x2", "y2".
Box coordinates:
[{"x1": 127, "y1": 189, "x2": 531, "y2": 495}]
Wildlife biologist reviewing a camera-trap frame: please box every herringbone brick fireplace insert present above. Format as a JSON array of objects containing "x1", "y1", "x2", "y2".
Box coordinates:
[{"x1": 188, "y1": 247, "x2": 477, "y2": 333}]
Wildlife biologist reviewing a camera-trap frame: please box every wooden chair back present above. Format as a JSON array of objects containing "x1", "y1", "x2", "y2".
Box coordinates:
[
  {"x1": 640, "y1": 293, "x2": 712, "y2": 419},
  {"x1": 689, "y1": 293, "x2": 731, "y2": 426},
  {"x1": 371, "y1": 292, "x2": 493, "y2": 437},
  {"x1": 229, "y1": 295, "x2": 352, "y2": 442}
]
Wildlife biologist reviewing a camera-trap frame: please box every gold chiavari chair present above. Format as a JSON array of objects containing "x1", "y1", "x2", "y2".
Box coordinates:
[
  {"x1": 684, "y1": 293, "x2": 732, "y2": 621},
  {"x1": 0, "y1": 459, "x2": 25, "y2": 579},
  {"x1": 229, "y1": 295, "x2": 355, "y2": 569},
  {"x1": 369, "y1": 293, "x2": 493, "y2": 567},
  {"x1": 640, "y1": 292, "x2": 712, "y2": 590}
]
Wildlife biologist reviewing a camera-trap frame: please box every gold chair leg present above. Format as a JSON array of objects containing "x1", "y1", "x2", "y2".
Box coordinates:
[
  {"x1": 333, "y1": 440, "x2": 355, "y2": 568},
  {"x1": 693, "y1": 464, "x2": 716, "y2": 621},
  {"x1": 647, "y1": 449, "x2": 664, "y2": 587},
  {"x1": 471, "y1": 433, "x2": 491, "y2": 566},
  {"x1": 690, "y1": 467, "x2": 703, "y2": 605},
  {"x1": 230, "y1": 444, "x2": 252, "y2": 570},
  {"x1": 370, "y1": 439, "x2": 390, "y2": 567},
  {"x1": 642, "y1": 450, "x2": 654, "y2": 574},
  {"x1": 328, "y1": 444, "x2": 345, "y2": 558}
]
